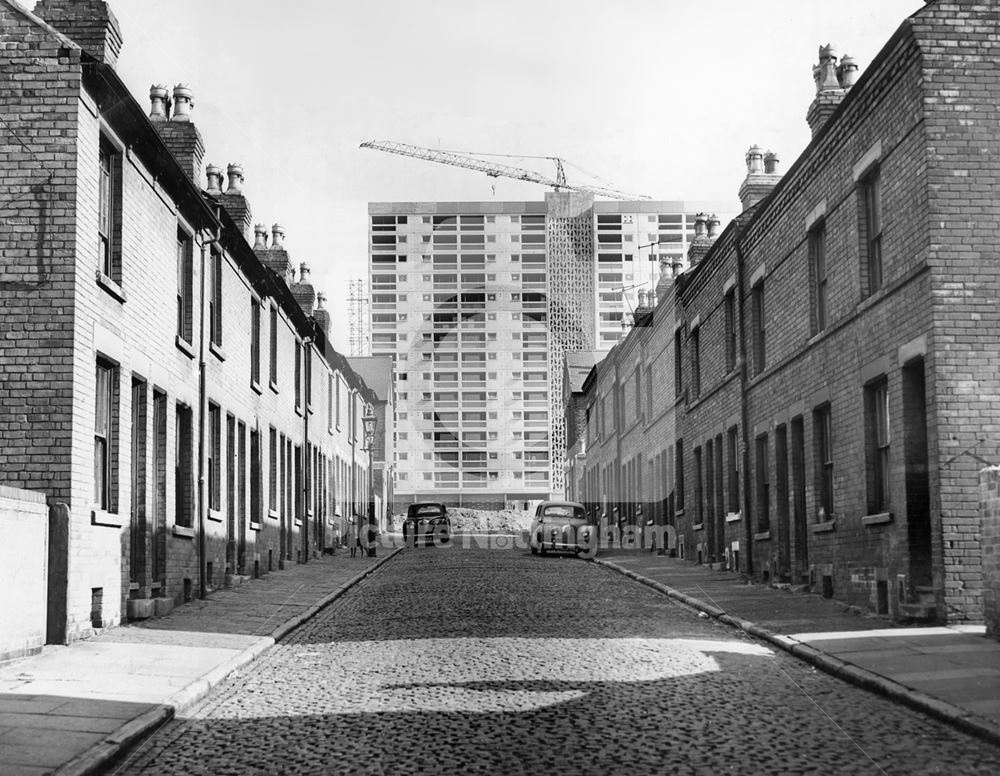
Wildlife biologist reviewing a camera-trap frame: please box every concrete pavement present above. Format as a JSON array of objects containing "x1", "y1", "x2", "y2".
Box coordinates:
[
  {"x1": 596, "y1": 548, "x2": 1000, "y2": 746},
  {"x1": 0, "y1": 549, "x2": 400, "y2": 776}
]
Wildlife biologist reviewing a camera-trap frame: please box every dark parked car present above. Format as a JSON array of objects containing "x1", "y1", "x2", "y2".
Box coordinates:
[
  {"x1": 403, "y1": 502, "x2": 451, "y2": 546},
  {"x1": 529, "y1": 501, "x2": 596, "y2": 558}
]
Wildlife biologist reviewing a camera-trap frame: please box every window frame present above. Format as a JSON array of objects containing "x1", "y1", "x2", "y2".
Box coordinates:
[
  {"x1": 861, "y1": 167, "x2": 883, "y2": 296},
  {"x1": 814, "y1": 404, "x2": 835, "y2": 522},
  {"x1": 176, "y1": 228, "x2": 195, "y2": 347},
  {"x1": 809, "y1": 221, "x2": 828, "y2": 333},
  {"x1": 865, "y1": 378, "x2": 891, "y2": 514},
  {"x1": 751, "y1": 281, "x2": 766, "y2": 376},
  {"x1": 97, "y1": 135, "x2": 123, "y2": 289},
  {"x1": 94, "y1": 359, "x2": 117, "y2": 512}
]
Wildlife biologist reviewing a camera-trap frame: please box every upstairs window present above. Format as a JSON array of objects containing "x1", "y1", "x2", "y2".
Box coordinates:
[
  {"x1": 269, "y1": 305, "x2": 278, "y2": 387},
  {"x1": 809, "y1": 222, "x2": 828, "y2": 333},
  {"x1": 176, "y1": 229, "x2": 194, "y2": 345},
  {"x1": 209, "y1": 248, "x2": 223, "y2": 347},
  {"x1": 861, "y1": 167, "x2": 883, "y2": 296},
  {"x1": 724, "y1": 290, "x2": 736, "y2": 373},
  {"x1": 250, "y1": 299, "x2": 261, "y2": 387},
  {"x1": 751, "y1": 281, "x2": 766, "y2": 376},
  {"x1": 690, "y1": 326, "x2": 701, "y2": 399},
  {"x1": 97, "y1": 137, "x2": 122, "y2": 285}
]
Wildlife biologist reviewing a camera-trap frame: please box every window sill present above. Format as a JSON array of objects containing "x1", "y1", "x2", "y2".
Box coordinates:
[
  {"x1": 862, "y1": 511, "x2": 893, "y2": 526},
  {"x1": 295, "y1": 405, "x2": 303, "y2": 417},
  {"x1": 207, "y1": 508, "x2": 223, "y2": 523},
  {"x1": 811, "y1": 519, "x2": 836, "y2": 533},
  {"x1": 269, "y1": 380, "x2": 279, "y2": 394},
  {"x1": 251, "y1": 379, "x2": 263, "y2": 395},
  {"x1": 692, "y1": 522, "x2": 704, "y2": 531},
  {"x1": 95, "y1": 271, "x2": 126, "y2": 303},
  {"x1": 294, "y1": 518, "x2": 302, "y2": 527},
  {"x1": 307, "y1": 403, "x2": 314, "y2": 415},
  {"x1": 726, "y1": 511, "x2": 742, "y2": 523},
  {"x1": 754, "y1": 530, "x2": 771, "y2": 541},
  {"x1": 175, "y1": 335, "x2": 195, "y2": 359},
  {"x1": 91, "y1": 508, "x2": 122, "y2": 527},
  {"x1": 172, "y1": 525, "x2": 195, "y2": 538},
  {"x1": 209, "y1": 341, "x2": 226, "y2": 362},
  {"x1": 249, "y1": 521, "x2": 262, "y2": 532},
  {"x1": 268, "y1": 508, "x2": 280, "y2": 520},
  {"x1": 675, "y1": 508, "x2": 685, "y2": 518}
]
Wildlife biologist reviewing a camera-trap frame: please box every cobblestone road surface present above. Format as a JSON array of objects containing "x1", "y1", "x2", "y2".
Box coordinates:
[{"x1": 118, "y1": 547, "x2": 1000, "y2": 775}]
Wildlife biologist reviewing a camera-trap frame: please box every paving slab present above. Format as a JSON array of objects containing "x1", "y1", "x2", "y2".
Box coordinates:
[
  {"x1": 0, "y1": 550, "x2": 399, "y2": 776},
  {"x1": 595, "y1": 548, "x2": 1000, "y2": 744}
]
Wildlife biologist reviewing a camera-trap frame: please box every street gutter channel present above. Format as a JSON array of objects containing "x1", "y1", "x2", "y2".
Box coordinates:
[
  {"x1": 52, "y1": 548, "x2": 404, "y2": 776},
  {"x1": 593, "y1": 557, "x2": 1000, "y2": 749}
]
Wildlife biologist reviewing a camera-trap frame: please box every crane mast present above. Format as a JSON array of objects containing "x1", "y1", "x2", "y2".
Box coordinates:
[{"x1": 360, "y1": 140, "x2": 650, "y2": 201}]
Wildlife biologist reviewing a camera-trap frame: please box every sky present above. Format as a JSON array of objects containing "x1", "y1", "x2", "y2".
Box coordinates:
[{"x1": 57, "y1": 0, "x2": 925, "y2": 354}]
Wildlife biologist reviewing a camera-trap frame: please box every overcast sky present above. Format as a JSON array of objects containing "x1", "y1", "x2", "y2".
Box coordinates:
[{"x1": 66, "y1": 0, "x2": 924, "y2": 353}]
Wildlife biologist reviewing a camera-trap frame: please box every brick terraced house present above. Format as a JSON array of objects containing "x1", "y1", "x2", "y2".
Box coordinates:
[
  {"x1": 0, "y1": 0, "x2": 382, "y2": 656},
  {"x1": 571, "y1": 0, "x2": 1000, "y2": 625}
]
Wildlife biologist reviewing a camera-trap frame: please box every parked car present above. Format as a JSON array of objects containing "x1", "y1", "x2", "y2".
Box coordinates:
[
  {"x1": 402, "y1": 502, "x2": 451, "y2": 546},
  {"x1": 529, "y1": 501, "x2": 596, "y2": 558}
]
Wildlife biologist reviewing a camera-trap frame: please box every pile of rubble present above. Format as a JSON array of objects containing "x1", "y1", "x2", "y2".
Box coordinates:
[{"x1": 393, "y1": 508, "x2": 533, "y2": 533}]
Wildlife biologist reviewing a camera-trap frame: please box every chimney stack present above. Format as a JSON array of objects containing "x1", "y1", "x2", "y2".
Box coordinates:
[
  {"x1": 35, "y1": 0, "x2": 123, "y2": 67},
  {"x1": 255, "y1": 222, "x2": 294, "y2": 284},
  {"x1": 687, "y1": 213, "x2": 713, "y2": 268},
  {"x1": 218, "y1": 163, "x2": 253, "y2": 239},
  {"x1": 313, "y1": 292, "x2": 331, "y2": 338},
  {"x1": 739, "y1": 144, "x2": 783, "y2": 210},
  {"x1": 148, "y1": 83, "x2": 205, "y2": 184},
  {"x1": 806, "y1": 44, "x2": 858, "y2": 137},
  {"x1": 291, "y1": 261, "x2": 316, "y2": 316}
]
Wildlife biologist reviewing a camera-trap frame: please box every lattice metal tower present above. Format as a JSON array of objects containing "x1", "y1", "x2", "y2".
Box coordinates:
[{"x1": 347, "y1": 278, "x2": 370, "y2": 356}]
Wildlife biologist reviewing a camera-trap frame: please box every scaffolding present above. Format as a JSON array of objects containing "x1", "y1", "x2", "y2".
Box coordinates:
[{"x1": 347, "y1": 278, "x2": 370, "y2": 356}]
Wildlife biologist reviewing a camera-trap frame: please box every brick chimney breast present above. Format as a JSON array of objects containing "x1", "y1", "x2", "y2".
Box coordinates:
[
  {"x1": 313, "y1": 292, "x2": 331, "y2": 337},
  {"x1": 218, "y1": 163, "x2": 253, "y2": 240},
  {"x1": 35, "y1": 0, "x2": 123, "y2": 67},
  {"x1": 687, "y1": 212, "x2": 713, "y2": 268},
  {"x1": 807, "y1": 44, "x2": 851, "y2": 137},
  {"x1": 150, "y1": 83, "x2": 205, "y2": 184},
  {"x1": 291, "y1": 261, "x2": 315, "y2": 317},
  {"x1": 255, "y1": 222, "x2": 293, "y2": 284},
  {"x1": 739, "y1": 144, "x2": 783, "y2": 210}
]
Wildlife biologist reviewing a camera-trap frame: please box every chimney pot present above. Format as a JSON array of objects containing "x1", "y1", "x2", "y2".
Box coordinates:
[
  {"x1": 171, "y1": 84, "x2": 193, "y2": 121},
  {"x1": 299, "y1": 262, "x2": 310, "y2": 281},
  {"x1": 149, "y1": 84, "x2": 169, "y2": 121},
  {"x1": 205, "y1": 164, "x2": 223, "y2": 195},
  {"x1": 839, "y1": 55, "x2": 859, "y2": 88},
  {"x1": 316, "y1": 292, "x2": 326, "y2": 309},
  {"x1": 226, "y1": 163, "x2": 244, "y2": 194},
  {"x1": 746, "y1": 145, "x2": 765, "y2": 174},
  {"x1": 708, "y1": 214, "x2": 721, "y2": 238},
  {"x1": 271, "y1": 224, "x2": 285, "y2": 248},
  {"x1": 763, "y1": 151, "x2": 780, "y2": 175},
  {"x1": 637, "y1": 288, "x2": 647, "y2": 308},
  {"x1": 253, "y1": 223, "x2": 269, "y2": 250},
  {"x1": 814, "y1": 44, "x2": 841, "y2": 93},
  {"x1": 694, "y1": 212, "x2": 708, "y2": 237}
]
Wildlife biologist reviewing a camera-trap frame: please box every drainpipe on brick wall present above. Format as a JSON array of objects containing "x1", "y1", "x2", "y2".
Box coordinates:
[
  {"x1": 302, "y1": 336, "x2": 313, "y2": 564},
  {"x1": 734, "y1": 229, "x2": 754, "y2": 576},
  {"x1": 198, "y1": 231, "x2": 220, "y2": 599}
]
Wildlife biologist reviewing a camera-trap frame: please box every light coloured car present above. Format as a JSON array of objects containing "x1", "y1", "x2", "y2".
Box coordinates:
[{"x1": 529, "y1": 501, "x2": 596, "y2": 558}]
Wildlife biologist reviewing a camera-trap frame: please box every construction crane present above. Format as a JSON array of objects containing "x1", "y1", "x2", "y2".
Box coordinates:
[{"x1": 360, "y1": 140, "x2": 651, "y2": 201}]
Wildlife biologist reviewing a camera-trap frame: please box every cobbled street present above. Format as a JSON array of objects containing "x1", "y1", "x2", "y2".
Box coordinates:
[{"x1": 118, "y1": 546, "x2": 1000, "y2": 775}]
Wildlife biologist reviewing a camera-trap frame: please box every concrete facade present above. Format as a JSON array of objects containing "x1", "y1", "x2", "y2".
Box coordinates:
[{"x1": 0, "y1": 0, "x2": 378, "y2": 651}]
